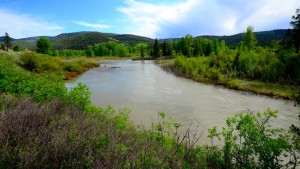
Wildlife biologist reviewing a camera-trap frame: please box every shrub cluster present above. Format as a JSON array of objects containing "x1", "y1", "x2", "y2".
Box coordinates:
[{"x1": 18, "y1": 52, "x2": 99, "y2": 79}]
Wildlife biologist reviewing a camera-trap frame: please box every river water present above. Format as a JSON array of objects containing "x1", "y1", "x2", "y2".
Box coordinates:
[{"x1": 66, "y1": 60, "x2": 299, "y2": 144}]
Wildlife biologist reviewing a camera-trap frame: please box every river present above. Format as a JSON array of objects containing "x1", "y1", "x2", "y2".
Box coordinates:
[{"x1": 66, "y1": 60, "x2": 299, "y2": 144}]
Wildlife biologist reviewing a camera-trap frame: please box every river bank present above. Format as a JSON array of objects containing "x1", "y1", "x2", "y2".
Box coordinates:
[{"x1": 157, "y1": 59, "x2": 300, "y2": 100}]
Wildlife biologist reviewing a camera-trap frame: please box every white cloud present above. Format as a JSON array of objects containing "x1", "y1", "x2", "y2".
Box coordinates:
[
  {"x1": 0, "y1": 8, "x2": 64, "y2": 39},
  {"x1": 73, "y1": 21, "x2": 111, "y2": 29},
  {"x1": 118, "y1": 0, "x2": 300, "y2": 38}
]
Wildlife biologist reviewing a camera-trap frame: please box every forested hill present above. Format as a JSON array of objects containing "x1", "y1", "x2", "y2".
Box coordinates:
[
  {"x1": 51, "y1": 32, "x2": 112, "y2": 50},
  {"x1": 0, "y1": 29, "x2": 287, "y2": 50},
  {"x1": 51, "y1": 32, "x2": 154, "y2": 49},
  {"x1": 161, "y1": 29, "x2": 288, "y2": 46},
  {"x1": 104, "y1": 33, "x2": 154, "y2": 46},
  {"x1": 201, "y1": 29, "x2": 287, "y2": 46},
  {"x1": 0, "y1": 32, "x2": 154, "y2": 50}
]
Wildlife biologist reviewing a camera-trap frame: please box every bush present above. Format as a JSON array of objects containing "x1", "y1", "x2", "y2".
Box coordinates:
[
  {"x1": 208, "y1": 109, "x2": 299, "y2": 168},
  {"x1": 19, "y1": 52, "x2": 40, "y2": 71}
]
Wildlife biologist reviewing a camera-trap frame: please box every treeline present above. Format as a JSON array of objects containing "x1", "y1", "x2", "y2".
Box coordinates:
[
  {"x1": 169, "y1": 9, "x2": 300, "y2": 85},
  {"x1": 166, "y1": 26, "x2": 300, "y2": 85},
  {"x1": 49, "y1": 41, "x2": 150, "y2": 58}
]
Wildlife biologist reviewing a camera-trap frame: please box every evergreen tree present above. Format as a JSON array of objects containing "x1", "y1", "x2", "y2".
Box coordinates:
[
  {"x1": 243, "y1": 26, "x2": 257, "y2": 51},
  {"x1": 36, "y1": 36, "x2": 51, "y2": 54},
  {"x1": 290, "y1": 8, "x2": 300, "y2": 53},
  {"x1": 4, "y1": 32, "x2": 12, "y2": 51},
  {"x1": 282, "y1": 29, "x2": 294, "y2": 50},
  {"x1": 212, "y1": 38, "x2": 219, "y2": 54},
  {"x1": 193, "y1": 39, "x2": 200, "y2": 56},
  {"x1": 166, "y1": 41, "x2": 173, "y2": 56},
  {"x1": 140, "y1": 45, "x2": 145, "y2": 58},
  {"x1": 152, "y1": 38, "x2": 160, "y2": 59},
  {"x1": 204, "y1": 40, "x2": 213, "y2": 56},
  {"x1": 162, "y1": 41, "x2": 168, "y2": 56}
]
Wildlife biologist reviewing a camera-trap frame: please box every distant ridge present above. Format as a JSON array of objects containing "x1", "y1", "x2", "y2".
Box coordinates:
[
  {"x1": 199, "y1": 29, "x2": 288, "y2": 46},
  {"x1": 161, "y1": 29, "x2": 288, "y2": 46},
  {"x1": 0, "y1": 29, "x2": 288, "y2": 50}
]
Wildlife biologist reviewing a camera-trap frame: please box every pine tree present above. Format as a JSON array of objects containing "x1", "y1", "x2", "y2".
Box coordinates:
[
  {"x1": 4, "y1": 32, "x2": 12, "y2": 51},
  {"x1": 152, "y1": 38, "x2": 160, "y2": 59},
  {"x1": 290, "y1": 8, "x2": 300, "y2": 53},
  {"x1": 140, "y1": 45, "x2": 145, "y2": 58}
]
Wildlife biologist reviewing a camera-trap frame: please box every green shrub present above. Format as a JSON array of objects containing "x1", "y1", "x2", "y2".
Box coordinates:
[{"x1": 208, "y1": 109, "x2": 298, "y2": 168}]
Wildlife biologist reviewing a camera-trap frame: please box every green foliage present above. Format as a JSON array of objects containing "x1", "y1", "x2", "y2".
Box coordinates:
[
  {"x1": 51, "y1": 32, "x2": 111, "y2": 50},
  {"x1": 68, "y1": 82, "x2": 91, "y2": 111},
  {"x1": 175, "y1": 36, "x2": 220, "y2": 57},
  {"x1": 13, "y1": 45, "x2": 21, "y2": 51},
  {"x1": 19, "y1": 51, "x2": 99, "y2": 80},
  {"x1": 243, "y1": 26, "x2": 257, "y2": 51},
  {"x1": 4, "y1": 32, "x2": 12, "y2": 51},
  {"x1": 19, "y1": 52, "x2": 61, "y2": 73},
  {"x1": 162, "y1": 41, "x2": 173, "y2": 56},
  {"x1": 290, "y1": 7, "x2": 300, "y2": 52},
  {"x1": 0, "y1": 44, "x2": 5, "y2": 51},
  {"x1": 208, "y1": 109, "x2": 298, "y2": 168},
  {"x1": 0, "y1": 53, "x2": 67, "y2": 101},
  {"x1": 172, "y1": 29, "x2": 300, "y2": 86},
  {"x1": 36, "y1": 36, "x2": 51, "y2": 54},
  {"x1": 152, "y1": 38, "x2": 160, "y2": 59}
]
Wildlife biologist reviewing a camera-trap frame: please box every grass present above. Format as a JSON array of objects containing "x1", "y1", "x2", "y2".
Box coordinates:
[
  {"x1": 63, "y1": 59, "x2": 99, "y2": 80},
  {"x1": 223, "y1": 79, "x2": 299, "y2": 99},
  {"x1": 159, "y1": 59, "x2": 299, "y2": 100}
]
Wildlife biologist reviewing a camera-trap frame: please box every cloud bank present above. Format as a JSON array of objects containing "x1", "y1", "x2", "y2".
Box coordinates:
[
  {"x1": 0, "y1": 9, "x2": 64, "y2": 38},
  {"x1": 118, "y1": 0, "x2": 299, "y2": 38}
]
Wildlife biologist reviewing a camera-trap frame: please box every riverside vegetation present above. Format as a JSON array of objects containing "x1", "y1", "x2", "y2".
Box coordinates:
[
  {"x1": 0, "y1": 7, "x2": 299, "y2": 169},
  {"x1": 157, "y1": 27, "x2": 300, "y2": 99},
  {"x1": 0, "y1": 50, "x2": 300, "y2": 168}
]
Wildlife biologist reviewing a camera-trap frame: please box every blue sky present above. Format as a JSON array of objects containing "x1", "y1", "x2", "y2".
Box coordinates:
[{"x1": 0, "y1": 0, "x2": 299, "y2": 39}]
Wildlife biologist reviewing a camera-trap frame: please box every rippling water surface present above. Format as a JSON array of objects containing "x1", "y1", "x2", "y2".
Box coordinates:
[{"x1": 66, "y1": 60, "x2": 299, "y2": 144}]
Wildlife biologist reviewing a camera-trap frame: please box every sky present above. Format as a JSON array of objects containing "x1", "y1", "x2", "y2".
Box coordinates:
[{"x1": 0, "y1": 0, "x2": 299, "y2": 39}]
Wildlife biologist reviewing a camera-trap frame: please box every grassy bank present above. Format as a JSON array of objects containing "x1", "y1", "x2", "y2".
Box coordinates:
[
  {"x1": 17, "y1": 52, "x2": 99, "y2": 80},
  {"x1": 0, "y1": 53, "x2": 299, "y2": 168},
  {"x1": 159, "y1": 58, "x2": 300, "y2": 100}
]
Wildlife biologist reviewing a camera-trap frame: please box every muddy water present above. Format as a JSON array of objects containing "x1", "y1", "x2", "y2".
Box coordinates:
[{"x1": 66, "y1": 60, "x2": 299, "y2": 144}]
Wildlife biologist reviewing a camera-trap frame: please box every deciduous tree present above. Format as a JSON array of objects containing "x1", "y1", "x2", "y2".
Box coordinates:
[
  {"x1": 36, "y1": 36, "x2": 51, "y2": 54},
  {"x1": 243, "y1": 26, "x2": 257, "y2": 51}
]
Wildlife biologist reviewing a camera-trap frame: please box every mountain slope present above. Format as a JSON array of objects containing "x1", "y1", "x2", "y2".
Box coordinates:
[
  {"x1": 51, "y1": 32, "x2": 113, "y2": 50},
  {"x1": 105, "y1": 33, "x2": 154, "y2": 46}
]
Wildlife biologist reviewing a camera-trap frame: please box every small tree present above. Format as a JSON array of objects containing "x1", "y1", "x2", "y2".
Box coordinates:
[
  {"x1": 290, "y1": 7, "x2": 300, "y2": 53},
  {"x1": 4, "y1": 32, "x2": 12, "y2": 51},
  {"x1": 13, "y1": 45, "x2": 21, "y2": 51},
  {"x1": 243, "y1": 26, "x2": 257, "y2": 51},
  {"x1": 36, "y1": 36, "x2": 51, "y2": 54}
]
